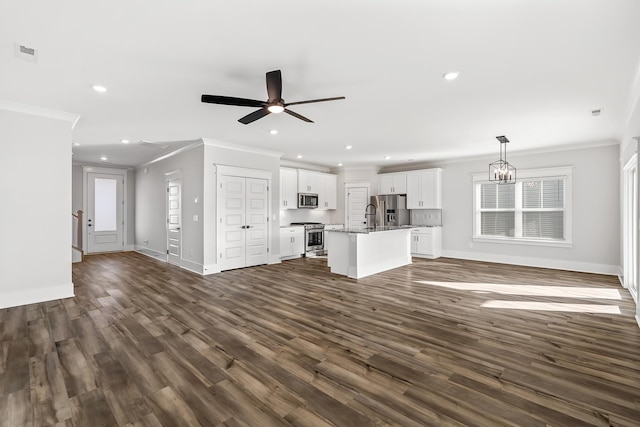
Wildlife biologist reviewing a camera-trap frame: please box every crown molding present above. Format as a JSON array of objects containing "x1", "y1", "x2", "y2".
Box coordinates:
[
  {"x1": 0, "y1": 99, "x2": 80, "y2": 129},
  {"x1": 203, "y1": 137, "x2": 282, "y2": 158}
]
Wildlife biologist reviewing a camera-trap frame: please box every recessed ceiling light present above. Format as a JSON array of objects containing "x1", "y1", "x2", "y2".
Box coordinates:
[
  {"x1": 443, "y1": 72, "x2": 459, "y2": 80},
  {"x1": 100, "y1": 156, "x2": 107, "y2": 161},
  {"x1": 121, "y1": 139, "x2": 130, "y2": 144},
  {"x1": 296, "y1": 154, "x2": 303, "y2": 159},
  {"x1": 345, "y1": 145, "x2": 352, "y2": 150},
  {"x1": 338, "y1": 163, "x2": 343, "y2": 167},
  {"x1": 92, "y1": 85, "x2": 107, "y2": 93},
  {"x1": 384, "y1": 156, "x2": 390, "y2": 160},
  {"x1": 73, "y1": 142, "x2": 80, "y2": 147},
  {"x1": 270, "y1": 129, "x2": 278, "y2": 135}
]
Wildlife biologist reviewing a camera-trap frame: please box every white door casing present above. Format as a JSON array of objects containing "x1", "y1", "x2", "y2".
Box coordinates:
[
  {"x1": 166, "y1": 177, "x2": 182, "y2": 266},
  {"x1": 86, "y1": 172, "x2": 124, "y2": 253},
  {"x1": 218, "y1": 174, "x2": 269, "y2": 271},
  {"x1": 623, "y1": 153, "x2": 638, "y2": 302},
  {"x1": 346, "y1": 185, "x2": 369, "y2": 228}
]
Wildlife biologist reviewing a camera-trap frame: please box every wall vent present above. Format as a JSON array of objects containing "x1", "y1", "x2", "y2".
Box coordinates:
[
  {"x1": 14, "y1": 43, "x2": 38, "y2": 63},
  {"x1": 591, "y1": 108, "x2": 603, "y2": 116}
]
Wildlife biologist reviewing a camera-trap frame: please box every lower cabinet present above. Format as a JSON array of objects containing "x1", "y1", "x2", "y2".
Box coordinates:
[
  {"x1": 411, "y1": 227, "x2": 442, "y2": 259},
  {"x1": 280, "y1": 226, "x2": 305, "y2": 259}
]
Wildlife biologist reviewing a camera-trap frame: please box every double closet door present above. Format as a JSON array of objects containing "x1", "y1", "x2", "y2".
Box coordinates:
[{"x1": 219, "y1": 175, "x2": 269, "y2": 271}]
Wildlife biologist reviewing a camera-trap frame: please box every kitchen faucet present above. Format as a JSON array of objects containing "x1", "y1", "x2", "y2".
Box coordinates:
[{"x1": 365, "y1": 203, "x2": 377, "y2": 228}]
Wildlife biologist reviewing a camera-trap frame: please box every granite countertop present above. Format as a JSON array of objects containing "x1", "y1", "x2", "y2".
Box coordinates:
[{"x1": 326, "y1": 225, "x2": 414, "y2": 234}]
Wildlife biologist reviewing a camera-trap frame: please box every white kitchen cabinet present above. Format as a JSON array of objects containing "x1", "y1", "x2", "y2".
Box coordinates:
[
  {"x1": 378, "y1": 172, "x2": 407, "y2": 194},
  {"x1": 298, "y1": 170, "x2": 321, "y2": 193},
  {"x1": 406, "y1": 168, "x2": 442, "y2": 209},
  {"x1": 280, "y1": 168, "x2": 298, "y2": 209},
  {"x1": 297, "y1": 169, "x2": 337, "y2": 210},
  {"x1": 411, "y1": 227, "x2": 442, "y2": 259},
  {"x1": 318, "y1": 173, "x2": 337, "y2": 210},
  {"x1": 280, "y1": 226, "x2": 305, "y2": 259}
]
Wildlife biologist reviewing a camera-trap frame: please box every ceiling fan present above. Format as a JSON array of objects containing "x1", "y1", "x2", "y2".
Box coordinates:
[{"x1": 201, "y1": 70, "x2": 345, "y2": 124}]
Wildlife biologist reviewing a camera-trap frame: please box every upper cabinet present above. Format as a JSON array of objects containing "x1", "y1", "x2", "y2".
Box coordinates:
[
  {"x1": 298, "y1": 170, "x2": 321, "y2": 193},
  {"x1": 280, "y1": 168, "x2": 298, "y2": 209},
  {"x1": 378, "y1": 172, "x2": 407, "y2": 194},
  {"x1": 282, "y1": 168, "x2": 337, "y2": 210},
  {"x1": 406, "y1": 168, "x2": 442, "y2": 209},
  {"x1": 318, "y1": 173, "x2": 337, "y2": 210}
]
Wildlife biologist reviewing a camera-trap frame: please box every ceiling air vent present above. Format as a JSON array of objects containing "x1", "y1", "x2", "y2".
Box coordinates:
[
  {"x1": 591, "y1": 109, "x2": 603, "y2": 116},
  {"x1": 14, "y1": 43, "x2": 38, "y2": 63}
]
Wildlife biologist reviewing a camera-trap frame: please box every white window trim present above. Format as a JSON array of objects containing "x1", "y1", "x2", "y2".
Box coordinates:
[{"x1": 471, "y1": 166, "x2": 573, "y2": 247}]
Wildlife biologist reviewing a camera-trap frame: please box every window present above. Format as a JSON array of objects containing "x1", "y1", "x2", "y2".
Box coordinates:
[{"x1": 473, "y1": 167, "x2": 572, "y2": 246}]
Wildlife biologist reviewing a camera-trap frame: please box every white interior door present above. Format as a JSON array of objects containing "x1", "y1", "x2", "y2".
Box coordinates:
[
  {"x1": 347, "y1": 187, "x2": 369, "y2": 228},
  {"x1": 167, "y1": 178, "x2": 182, "y2": 266},
  {"x1": 244, "y1": 178, "x2": 268, "y2": 267},
  {"x1": 220, "y1": 175, "x2": 246, "y2": 271},
  {"x1": 87, "y1": 173, "x2": 124, "y2": 253},
  {"x1": 219, "y1": 175, "x2": 268, "y2": 271}
]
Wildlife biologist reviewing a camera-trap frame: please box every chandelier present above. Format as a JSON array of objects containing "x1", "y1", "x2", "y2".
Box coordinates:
[{"x1": 489, "y1": 135, "x2": 516, "y2": 184}]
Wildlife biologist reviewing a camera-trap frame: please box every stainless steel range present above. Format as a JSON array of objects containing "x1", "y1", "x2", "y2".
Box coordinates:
[{"x1": 291, "y1": 222, "x2": 325, "y2": 256}]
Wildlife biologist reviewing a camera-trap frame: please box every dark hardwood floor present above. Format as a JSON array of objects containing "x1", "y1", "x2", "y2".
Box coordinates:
[{"x1": 1, "y1": 252, "x2": 639, "y2": 426}]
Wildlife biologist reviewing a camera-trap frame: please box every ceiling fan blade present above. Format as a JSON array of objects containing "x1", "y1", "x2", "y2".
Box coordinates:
[
  {"x1": 201, "y1": 95, "x2": 265, "y2": 108},
  {"x1": 284, "y1": 109, "x2": 314, "y2": 123},
  {"x1": 266, "y1": 70, "x2": 282, "y2": 102},
  {"x1": 238, "y1": 108, "x2": 270, "y2": 124},
  {"x1": 285, "y1": 96, "x2": 346, "y2": 107}
]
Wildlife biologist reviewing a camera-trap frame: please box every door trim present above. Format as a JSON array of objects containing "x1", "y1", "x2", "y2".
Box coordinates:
[
  {"x1": 165, "y1": 170, "x2": 182, "y2": 267},
  {"x1": 82, "y1": 166, "x2": 128, "y2": 254},
  {"x1": 623, "y1": 153, "x2": 638, "y2": 303}
]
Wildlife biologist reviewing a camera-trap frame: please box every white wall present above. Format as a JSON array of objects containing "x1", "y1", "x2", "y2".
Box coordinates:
[
  {"x1": 135, "y1": 144, "x2": 204, "y2": 271},
  {"x1": 439, "y1": 144, "x2": 620, "y2": 274},
  {"x1": 0, "y1": 103, "x2": 77, "y2": 309}
]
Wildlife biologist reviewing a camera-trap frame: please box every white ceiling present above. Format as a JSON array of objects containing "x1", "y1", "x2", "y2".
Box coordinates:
[{"x1": 2, "y1": 0, "x2": 639, "y2": 168}]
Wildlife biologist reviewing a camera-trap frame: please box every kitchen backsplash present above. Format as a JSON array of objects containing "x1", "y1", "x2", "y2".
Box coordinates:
[
  {"x1": 411, "y1": 209, "x2": 442, "y2": 226},
  {"x1": 280, "y1": 209, "x2": 335, "y2": 225}
]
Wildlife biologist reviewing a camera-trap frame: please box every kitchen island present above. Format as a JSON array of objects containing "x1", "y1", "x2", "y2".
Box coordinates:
[{"x1": 325, "y1": 226, "x2": 412, "y2": 279}]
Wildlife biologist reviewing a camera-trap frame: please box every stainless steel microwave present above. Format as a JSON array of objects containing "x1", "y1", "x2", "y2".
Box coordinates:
[{"x1": 298, "y1": 193, "x2": 318, "y2": 208}]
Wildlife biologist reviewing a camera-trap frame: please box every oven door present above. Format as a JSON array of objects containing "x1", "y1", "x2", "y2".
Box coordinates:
[{"x1": 306, "y1": 228, "x2": 324, "y2": 251}]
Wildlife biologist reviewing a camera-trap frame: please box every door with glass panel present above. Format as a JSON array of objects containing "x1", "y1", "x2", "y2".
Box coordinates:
[{"x1": 87, "y1": 173, "x2": 124, "y2": 253}]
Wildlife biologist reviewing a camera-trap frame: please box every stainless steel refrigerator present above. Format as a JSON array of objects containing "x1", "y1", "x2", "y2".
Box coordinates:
[{"x1": 369, "y1": 195, "x2": 410, "y2": 227}]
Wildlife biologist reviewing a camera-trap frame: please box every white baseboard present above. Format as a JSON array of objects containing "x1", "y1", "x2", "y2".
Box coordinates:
[
  {"x1": 180, "y1": 259, "x2": 204, "y2": 275},
  {"x1": 441, "y1": 249, "x2": 619, "y2": 276},
  {"x1": 0, "y1": 283, "x2": 74, "y2": 310},
  {"x1": 124, "y1": 244, "x2": 135, "y2": 251},
  {"x1": 269, "y1": 254, "x2": 284, "y2": 264},
  {"x1": 203, "y1": 264, "x2": 221, "y2": 275},
  {"x1": 636, "y1": 315, "x2": 640, "y2": 329},
  {"x1": 135, "y1": 246, "x2": 168, "y2": 262}
]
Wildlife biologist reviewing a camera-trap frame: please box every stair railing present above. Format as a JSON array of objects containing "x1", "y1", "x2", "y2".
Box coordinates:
[{"x1": 72, "y1": 210, "x2": 83, "y2": 259}]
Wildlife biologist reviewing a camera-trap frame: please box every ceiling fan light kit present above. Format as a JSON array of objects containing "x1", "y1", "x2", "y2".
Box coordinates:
[
  {"x1": 489, "y1": 135, "x2": 516, "y2": 184},
  {"x1": 201, "y1": 70, "x2": 345, "y2": 124}
]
